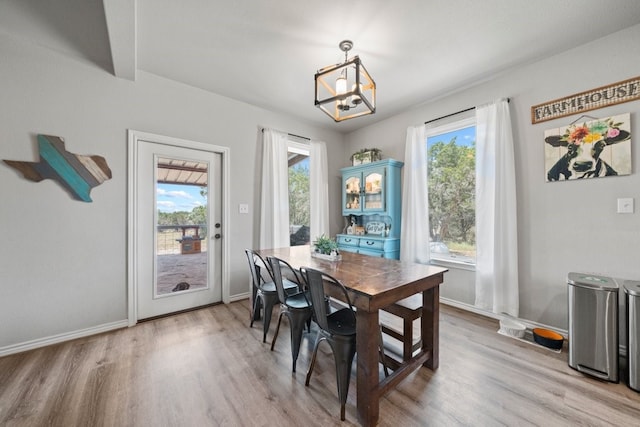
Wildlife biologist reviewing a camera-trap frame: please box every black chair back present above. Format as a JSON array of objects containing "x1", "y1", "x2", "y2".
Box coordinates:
[
  {"x1": 267, "y1": 256, "x2": 289, "y2": 304},
  {"x1": 303, "y1": 268, "x2": 330, "y2": 331},
  {"x1": 245, "y1": 249, "x2": 274, "y2": 289},
  {"x1": 303, "y1": 267, "x2": 354, "y2": 331},
  {"x1": 244, "y1": 249, "x2": 261, "y2": 290}
]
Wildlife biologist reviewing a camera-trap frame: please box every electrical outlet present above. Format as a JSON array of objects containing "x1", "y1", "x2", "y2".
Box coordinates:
[
  {"x1": 617, "y1": 198, "x2": 634, "y2": 214},
  {"x1": 239, "y1": 203, "x2": 249, "y2": 214}
]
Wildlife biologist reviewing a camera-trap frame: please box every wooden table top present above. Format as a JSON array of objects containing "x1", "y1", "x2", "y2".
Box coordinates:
[{"x1": 256, "y1": 245, "x2": 448, "y2": 311}]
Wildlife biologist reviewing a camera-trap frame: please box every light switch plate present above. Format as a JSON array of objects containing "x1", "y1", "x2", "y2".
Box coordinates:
[
  {"x1": 239, "y1": 203, "x2": 249, "y2": 214},
  {"x1": 617, "y1": 198, "x2": 634, "y2": 214}
]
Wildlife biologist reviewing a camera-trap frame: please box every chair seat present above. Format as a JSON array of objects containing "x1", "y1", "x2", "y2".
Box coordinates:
[
  {"x1": 327, "y1": 308, "x2": 356, "y2": 336},
  {"x1": 285, "y1": 291, "x2": 312, "y2": 310},
  {"x1": 260, "y1": 278, "x2": 298, "y2": 294}
]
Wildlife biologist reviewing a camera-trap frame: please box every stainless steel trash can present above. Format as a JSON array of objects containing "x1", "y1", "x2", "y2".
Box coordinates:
[
  {"x1": 624, "y1": 280, "x2": 640, "y2": 391},
  {"x1": 568, "y1": 272, "x2": 619, "y2": 382}
]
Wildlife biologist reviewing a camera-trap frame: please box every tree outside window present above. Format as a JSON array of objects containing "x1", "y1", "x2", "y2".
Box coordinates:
[
  {"x1": 288, "y1": 150, "x2": 310, "y2": 246},
  {"x1": 427, "y1": 123, "x2": 476, "y2": 264}
]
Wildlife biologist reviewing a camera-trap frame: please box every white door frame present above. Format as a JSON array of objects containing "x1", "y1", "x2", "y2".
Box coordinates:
[{"x1": 127, "y1": 130, "x2": 230, "y2": 326}]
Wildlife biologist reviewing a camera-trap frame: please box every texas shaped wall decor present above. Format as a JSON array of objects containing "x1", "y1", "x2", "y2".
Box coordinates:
[{"x1": 3, "y1": 134, "x2": 112, "y2": 202}]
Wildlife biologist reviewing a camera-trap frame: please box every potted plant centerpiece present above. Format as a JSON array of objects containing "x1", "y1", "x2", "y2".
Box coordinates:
[{"x1": 312, "y1": 234, "x2": 342, "y2": 261}]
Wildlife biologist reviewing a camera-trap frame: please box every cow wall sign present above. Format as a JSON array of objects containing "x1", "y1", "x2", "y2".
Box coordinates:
[{"x1": 544, "y1": 113, "x2": 631, "y2": 182}]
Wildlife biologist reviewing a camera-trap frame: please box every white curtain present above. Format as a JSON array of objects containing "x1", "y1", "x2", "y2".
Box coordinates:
[
  {"x1": 400, "y1": 125, "x2": 431, "y2": 264},
  {"x1": 310, "y1": 140, "x2": 330, "y2": 240},
  {"x1": 474, "y1": 99, "x2": 519, "y2": 316},
  {"x1": 259, "y1": 129, "x2": 290, "y2": 249}
]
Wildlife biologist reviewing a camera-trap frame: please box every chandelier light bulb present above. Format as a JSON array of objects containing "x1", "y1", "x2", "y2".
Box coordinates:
[{"x1": 336, "y1": 74, "x2": 348, "y2": 110}]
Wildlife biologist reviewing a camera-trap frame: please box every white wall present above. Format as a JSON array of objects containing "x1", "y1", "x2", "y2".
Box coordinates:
[
  {"x1": 0, "y1": 33, "x2": 345, "y2": 350},
  {"x1": 345, "y1": 24, "x2": 640, "y2": 330}
]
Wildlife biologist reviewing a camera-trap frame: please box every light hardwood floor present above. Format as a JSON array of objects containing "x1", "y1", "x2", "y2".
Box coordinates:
[{"x1": 1, "y1": 301, "x2": 639, "y2": 426}]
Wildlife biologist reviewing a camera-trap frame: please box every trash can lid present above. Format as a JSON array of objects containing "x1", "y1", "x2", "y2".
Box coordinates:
[
  {"x1": 624, "y1": 280, "x2": 640, "y2": 296},
  {"x1": 567, "y1": 272, "x2": 618, "y2": 291}
]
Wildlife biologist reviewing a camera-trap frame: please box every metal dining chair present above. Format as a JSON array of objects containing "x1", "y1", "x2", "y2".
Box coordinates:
[
  {"x1": 302, "y1": 267, "x2": 389, "y2": 421},
  {"x1": 267, "y1": 256, "x2": 313, "y2": 373},
  {"x1": 245, "y1": 249, "x2": 299, "y2": 343},
  {"x1": 303, "y1": 267, "x2": 356, "y2": 421}
]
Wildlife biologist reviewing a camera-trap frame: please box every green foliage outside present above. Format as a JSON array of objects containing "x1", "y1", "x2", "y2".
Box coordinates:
[
  {"x1": 427, "y1": 137, "x2": 476, "y2": 253},
  {"x1": 289, "y1": 163, "x2": 310, "y2": 227},
  {"x1": 157, "y1": 205, "x2": 207, "y2": 226}
]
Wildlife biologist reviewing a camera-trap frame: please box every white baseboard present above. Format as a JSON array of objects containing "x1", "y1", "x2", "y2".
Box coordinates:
[
  {"x1": 440, "y1": 297, "x2": 568, "y2": 336},
  {"x1": 440, "y1": 297, "x2": 629, "y2": 356},
  {"x1": 229, "y1": 292, "x2": 249, "y2": 302},
  {"x1": 0, "y1": 320, "x2": 129, "y2": 358},
  {"x1": 0, "y1": 296, "x2": 251, "y2": 358}
]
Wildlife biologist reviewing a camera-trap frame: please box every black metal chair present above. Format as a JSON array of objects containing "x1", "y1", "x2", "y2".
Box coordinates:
[
  {"x1": 245, "y1": 249, "x2": 299, "y2": 343},
  {"x1": 267, "y1": 256, "x2": 313, "y2": 373},
  {"x1": 302, "y1": 267, "x2": 389, "y2": 421}
]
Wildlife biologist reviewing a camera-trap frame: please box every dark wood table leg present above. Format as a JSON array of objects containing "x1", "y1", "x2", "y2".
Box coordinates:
[
  {"x1": 422, "y1": 286, "x2": 439, "y2": 370},
  {"x1": 356, "y1": 308, "x2": 380, "y2": 427}
]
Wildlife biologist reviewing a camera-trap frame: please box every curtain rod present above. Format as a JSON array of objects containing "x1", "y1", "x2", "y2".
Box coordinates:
[
  {"x1": 260, "y1": 128, "x2": 310, "y2": 141},
  {"x1": 424, "y1": 98, "x2": 510, "y2": 125},
  {"x1": 287, "y1": 132, "x2": 310, "y2": 141},
  {"x1": 424, "y1": 106, "x2": 475, "y2": 125}
]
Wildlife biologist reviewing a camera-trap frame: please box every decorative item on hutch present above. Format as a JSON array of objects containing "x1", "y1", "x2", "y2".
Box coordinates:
[
  {"x1": 351, "y1": 148, "x2": 382, "y2": 166},
  {"x1": 337, "y1": 158, "x2": 403, "y2": 259}
]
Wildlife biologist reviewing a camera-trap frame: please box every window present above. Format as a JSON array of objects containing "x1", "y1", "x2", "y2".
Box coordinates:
[
  {"x1": 426, "y1": 116, "x2": 476, "y2": 265},
  {"x1": 288, "y1": 140, "x2": 310, "y2": 246}
]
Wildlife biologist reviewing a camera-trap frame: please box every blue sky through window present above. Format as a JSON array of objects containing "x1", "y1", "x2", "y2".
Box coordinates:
[
  {"x1": 157, "y1": 183, "x2": 207, "y2": 213},
  {"x1": 427, "y1": 126, "x2": 475, "y2": 147},
  {"x1": 291, "y1": 157, "x2": 309, "y2": 171}
]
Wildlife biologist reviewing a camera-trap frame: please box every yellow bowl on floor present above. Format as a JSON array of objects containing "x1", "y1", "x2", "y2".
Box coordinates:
[{"x1": 532, "y1": 328, "x2": 564, "y2": 350}]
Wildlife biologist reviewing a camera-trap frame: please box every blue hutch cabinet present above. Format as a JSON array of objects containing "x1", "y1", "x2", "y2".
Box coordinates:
[{"x1": 336, "y1": 159, "x2": 404, "y2": 259}]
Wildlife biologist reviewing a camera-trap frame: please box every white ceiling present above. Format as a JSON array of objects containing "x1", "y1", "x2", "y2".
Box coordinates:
[{"x1": 2, "y1": 0, "x2": 640, "y2": 133}]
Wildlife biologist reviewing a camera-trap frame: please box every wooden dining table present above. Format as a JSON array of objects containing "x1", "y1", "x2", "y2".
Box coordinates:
[{"x1": 255, "y1": 245, "x2": 447, "y2": 427}]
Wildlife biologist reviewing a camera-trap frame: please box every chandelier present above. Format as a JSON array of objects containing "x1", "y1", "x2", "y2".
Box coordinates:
[{"x1": 314, "y1": 40, "x2": 376, "y2": 122}]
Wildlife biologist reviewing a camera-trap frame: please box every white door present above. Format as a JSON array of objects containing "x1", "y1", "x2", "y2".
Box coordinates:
[{"x1": 131, "y1": 136, "x2": 223, "y2": 320}]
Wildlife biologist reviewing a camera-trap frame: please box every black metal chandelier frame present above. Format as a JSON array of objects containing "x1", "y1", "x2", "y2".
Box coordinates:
[{"x1": 314, "y1": 40, "x2": 376, "y2": 122}]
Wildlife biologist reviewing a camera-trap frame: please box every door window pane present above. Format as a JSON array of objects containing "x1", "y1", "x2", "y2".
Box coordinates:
[{"x1": 155, "y1": 157, "x2": 209, "y2": 295}]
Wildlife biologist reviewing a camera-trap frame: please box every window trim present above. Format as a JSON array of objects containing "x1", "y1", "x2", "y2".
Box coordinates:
[
  {"x1": 287, "y1": 138, "x2": 310, "y2": 155},
  {"x1": 430, "y1": 257, "x2": 476, "y2": 271},
  {"x1": 425, "y1": 115, "x2": 475, "y2": 139}
]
